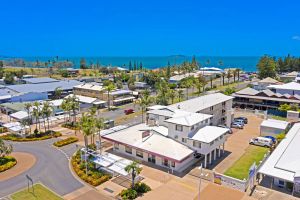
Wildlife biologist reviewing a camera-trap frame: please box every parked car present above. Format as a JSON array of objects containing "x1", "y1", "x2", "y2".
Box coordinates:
[
  {"x1": 249, "y1": 137, "x2": 273, "y2": 148},
  {"x1": 231, "y1": 122, "x2": 243, "y2": 129},
  {"x1": 124, "y1": 109, "x2": 135, "y2": 115},
  {"x1": 233, "y1": 119, "x2": 245, "y2": 126},
  {"x1": 217, "y1": 125, "x2": 233, "y2": 134},
  {"x1": 263, "y1": 136, "x2": 277, "y2": 144},
  {"x1": 234, "y1": 117, "x2": 248, "y2": 124}
]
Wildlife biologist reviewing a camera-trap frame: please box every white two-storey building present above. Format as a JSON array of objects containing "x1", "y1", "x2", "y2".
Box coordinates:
[{"x1": 102, "y1": 105, "x2": 230, "y2": 172}]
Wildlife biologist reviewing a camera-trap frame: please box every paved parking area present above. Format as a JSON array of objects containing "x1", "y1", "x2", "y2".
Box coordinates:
[{"x1": 214, "y1": 112, "x2": 264, "y2": 173}]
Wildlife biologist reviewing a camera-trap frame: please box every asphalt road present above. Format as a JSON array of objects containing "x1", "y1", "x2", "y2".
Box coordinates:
[{"x1": 0, "y1": 139, "x2": 83, "y2": 198}]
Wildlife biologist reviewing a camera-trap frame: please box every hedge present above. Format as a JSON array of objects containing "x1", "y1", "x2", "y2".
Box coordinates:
[
  {"x1": 0, "y1": 132, "x2": 62, "y2": 142},
  {"x1": 71, "y1": 151, "x2": 111, "y2": 186},
  {"x1": 53, "y1": 137, "x2": 78, "y2": 147},
  {"x1": 62, "y1": 123, "x2": 80, "y2": 130},
  {"x1": 0, "y1": 156, "x2": 17, "y2": 172}
]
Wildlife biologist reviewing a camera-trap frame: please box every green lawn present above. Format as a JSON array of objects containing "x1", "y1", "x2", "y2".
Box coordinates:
[
  {"x1": 224, "y1": 145, "x2": 269, "y2": 180},
  {"x1": 11, "y1": 184, "x2": 62, "y2": 200}
]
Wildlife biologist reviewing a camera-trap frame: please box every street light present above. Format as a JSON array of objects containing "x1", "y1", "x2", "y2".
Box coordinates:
[{"x1": 198, "y1": 164, "x2": 203, "y2": 200}]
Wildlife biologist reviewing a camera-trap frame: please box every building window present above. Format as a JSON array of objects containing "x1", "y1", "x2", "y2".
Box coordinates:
[
  {"x1": 222, "y1": 102, "x2": 226, "y2": 106},
  {"x1": 114, "y1": 143, "x2": 119, "y2": 150},
  {"x1": 125, "y1": 146, "x2": 132, "y2": 154},
  {"x1": 205, "y1": 119, "x2": 208, "y2": 124},
  {"x1": 220, "y1": 135, "x2": 223, "y2": 140},
  {"x1": 210, "y1": 141, "x2": 214, "y2": 146},
  {"x1": 174, "y1": 135, "x2": 178, "y2": 139},
  {"x1": 193, "y1": 141, "x2": 201, "y2": 148},
  {"x1": 163, "y1": 158, "x2": 169, "y2": 167},
  {"x1": 176, "y1": 125, "x2": 183, "y2": 131},
  {"x1": 210, "y1": 106, "x2": 214, "y2": 111},
  {"x1": 136, "y1": 150, "x2": 143, "y2": 158},
  {"x1": 171, "y1": 161, "x2": 175, "y2": 168},
  {"x1": 278, "y1": 180, "x2": 285, "y2": 186},
  {"x1": 182, "y1": 138, "x2": 187, "y2": 143}
]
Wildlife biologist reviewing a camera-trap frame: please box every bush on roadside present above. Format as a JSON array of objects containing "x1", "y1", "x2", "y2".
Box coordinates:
[
  {"x1": 133, "y1": 182, "x2": 151, "y2": 193},
  {"x1": 53, "y1": 137, "x2": 78, "y2": 147},
  {"x1": 71, "y1": 150, "x2": 111, "y2": 186},
  {"x1": 0, "y1": 131, "x2": 62, "y2": 142},
  {"x1": 0, "y1": 156, "x2": 17, "y2": 172},
  {"x1": 62, "y1": 122, "x2": 80, "y2": 130}
]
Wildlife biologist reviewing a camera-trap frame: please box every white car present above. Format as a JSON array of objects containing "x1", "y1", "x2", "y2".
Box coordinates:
[{"x1": 249, "y1": 137, "x2": 272, "y2": 148}]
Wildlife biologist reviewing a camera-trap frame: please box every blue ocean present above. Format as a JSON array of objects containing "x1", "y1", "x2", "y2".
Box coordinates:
[{"x1": 1, "y1": 56, "x2": 260, "y2": 72}]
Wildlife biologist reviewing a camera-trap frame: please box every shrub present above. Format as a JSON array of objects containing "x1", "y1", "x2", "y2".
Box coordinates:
[
  {"x1": 120, "y1": 188, "x2": 138, "y2": 200},
  {"x1": 0, "y1": 156, "x2": 17, "y2": 172},
  {"x1": 0, "y1": 131, "x2": 62, "y2": 142},
  {"x1": 53, "y1": 137, "x2": 78, "y2": 147},
  {"x1": 134, "y1": 183, "x2": 151, "y2": 193}
]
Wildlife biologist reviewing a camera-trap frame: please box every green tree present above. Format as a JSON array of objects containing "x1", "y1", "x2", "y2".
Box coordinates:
[
  {"x1": 125, "y1": 161, "x2": 142, "y2": 189},
  {"x1": 32, "y1": 102, "x2": 41, "y2": 132},
  {"x1": 105, "y1": 83, "x2": 116, "y2": 110},
  {"x1": 257, "y1": 56, "x2": 277, "y2": 79},
  {"x1": 80, "y1": 58, "x2": 87, "y2": 69},
  {"x1": 4, "y1": 73, "x2": 14, "y2": 84},
  {"x1": 54, "y1": 87, "x2": 63, "y2": 99},
  {"x1": 226, "y1": 69, "x2": 232, "y2": 84},
  {"x1": 137, "y1": 90, "x2": 153, "y2": 122},
  {"x1": 168, "y1": 89, "x2": 176, "y2": 104},
  {"x1": 0, "y1": 139, "x2": 13, "y2": 158},
  {"x1": 95, "y1": 118, "x2": 105, "y2": 154},
  {"x1": 24, "y1": 103, "x2": 32, "y2": 134},
  {"x1": 42, "y1": 101, "x2": 53, "y2": 131},
  {"x1": 278, "y1": 104, "x2": 291, "y2": 112},
  {"x1": 177, "y1": 89, "x2": 184, "y2": 102}
]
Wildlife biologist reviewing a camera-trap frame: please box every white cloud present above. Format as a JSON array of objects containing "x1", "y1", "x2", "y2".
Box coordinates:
[{"x1": 292, "y1": 36, "x2": 300, "y2": 40}]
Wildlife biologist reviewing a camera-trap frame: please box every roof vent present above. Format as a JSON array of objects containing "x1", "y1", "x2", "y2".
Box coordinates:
[{"x1": 177, "y1": 104, "x2": 181, "y2": 109}]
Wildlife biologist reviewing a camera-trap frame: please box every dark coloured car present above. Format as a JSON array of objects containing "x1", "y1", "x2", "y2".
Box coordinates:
[{"x1": 124, "y1": 109, "x2": 135, "y2": 115}]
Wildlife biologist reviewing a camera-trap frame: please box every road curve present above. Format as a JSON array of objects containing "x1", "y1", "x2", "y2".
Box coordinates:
[{"x1": 0, "y1": 139, "x2": 83, "y2": 198}]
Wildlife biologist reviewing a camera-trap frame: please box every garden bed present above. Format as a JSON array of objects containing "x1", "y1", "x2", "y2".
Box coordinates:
[
  {"x1": 0, "y1": 131, "x2": 62, "y2": 142},
  {"x1": 71, "y1": 150, "x2": 111, "y2": 186},
  {"x1": 0, "y1": 156, "x2": 17, "y2": 172},
  {"x1": 119, "y1": 183, "x2": 151, "y2": 200},
  {"x1": 53, "y1": 137, "x2": 78, "y2": 147},
  {"x1": 62, "y1": 122, "x2": 80, "y2": 130}
]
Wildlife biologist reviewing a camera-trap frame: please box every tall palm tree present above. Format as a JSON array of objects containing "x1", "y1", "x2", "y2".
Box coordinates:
[
  {"x1": 194, "y1": 79, "x2": 203, "y2": 96},
  {"x1": 227, "y1": 69, "x2": 232, "y2": 84},
  {"x1": 95, "y1": 118, "x2": 105, "y2": 154},
  {"x1": 178, "y1": 90, "x2": 184, "y2": 102},
  {"x1": 24, "y1": 102, "x2": 32, "y2": 134},
  {"x1": 125, "y1": 161, "x2": 142, "y2": 189},
  {"x1": 236, "y1": 68, "x2": 241, "y2": 82},
  {"x1": 33, "y1": 102, "x2": 41, "y2": 132},
  {"x1": 221, "y1": 72, "x2": 226, "y2": 86},
  {"x1": 79, "y1": 113, "x2": 95, "y2": 175},
  {"x1": 105, "y1": 83, "x2": 116, "y2": 110},
  {"x1": 137, "y1": 90, "x2": 153, "y2": 123},
  {"x1": 69, "y1": 95, "x2": 80, "y2": 126},
  {"x1": 42, "y1": 101, "x2": 53, "y2": 131},
  {"x1": 168, "y1": 89, "x2": 176, "y2": 104}
]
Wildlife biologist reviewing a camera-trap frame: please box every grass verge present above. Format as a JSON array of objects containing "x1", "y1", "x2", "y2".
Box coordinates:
[
  {"x1": 10, "y1": 183, "x2": 62, "y2": 200},
  {"x1": 224, "y1": 145, "x2": 269, "y2": 180}
]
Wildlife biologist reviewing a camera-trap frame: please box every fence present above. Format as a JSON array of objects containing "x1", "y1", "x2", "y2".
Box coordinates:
[{"x1": 212, "y1": 151, "x2": 270, "y2": 192}]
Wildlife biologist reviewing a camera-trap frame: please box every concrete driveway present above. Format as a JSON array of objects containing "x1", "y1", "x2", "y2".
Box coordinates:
[
  {"x1": 0, "y1": 138, "x2": 83, "y2": 198},
  {"x1": 214, "y1": 112, "x2": 264, "y2": 173}
]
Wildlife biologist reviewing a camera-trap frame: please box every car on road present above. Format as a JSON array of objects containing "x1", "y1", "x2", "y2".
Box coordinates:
[
  {"x1": 231, "y1": 122, "x2": 243, "y2": 129},
  {"x1": 124, "y1": 109, "x2": 135, "y2": 115},
  {"x1": 234, "y1": 117, "x2": 248, "y2": 124},
  {"x1": 217, "y1": 125, "x2": 233, "y2": 134},
  {"x1": 249, "y1": 137, "x2": 273, "y2": 148}
]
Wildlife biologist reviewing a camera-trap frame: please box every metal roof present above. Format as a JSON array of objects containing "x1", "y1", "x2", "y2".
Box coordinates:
[
  {"x1": 6, "y1": 80, "x2": 81, "y2": 93},
  {"x1": 22, "y1": 77, "x2": 59, "y2": 84}
]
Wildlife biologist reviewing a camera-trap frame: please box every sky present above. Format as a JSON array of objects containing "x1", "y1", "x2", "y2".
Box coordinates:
[{"x1": 0, "y1": 0, "x2": 300, "y2": 57}]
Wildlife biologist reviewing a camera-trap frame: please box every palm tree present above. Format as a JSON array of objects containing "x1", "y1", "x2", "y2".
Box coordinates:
[
  {"x1": 178, "y1": 90, "x2": 184, "y2": 102},
  {"x1": 221, "y1": 72, "x2": 226, "y2": 86},
  {"x1": 79, "y1": 113, "x2": 95, "y2": 175},
  {"x1": 209, "y1": 76, "x2": 213, "y2": 89},
  {"x1": 194, "y1": 79, "x2": 203, "y2": 96},
  {"x1": 0, "y1": 138, "x2": 13, "y2": 158},
  {"x1": 125, "y1": 161, "x2": 142, "y2": 189},
  {"x1": 33, "y1": 102, "x2": 41, "y2": 132},
  {"x1": 227, "y1": 69, "x2": 232, "y2": 84},
  {"x1": 24, "y1": 102, "x2": 32, "y2": 134},
  {"x1": 42, "y1": 102, "x2": 53, "y2": 131},
  {"x1": 236, "y1": 68, "x2": 241, "y2": 82},
  {"x1": 69, "y1": 95, "x2": 80, "y2": 126},
  {"x1": 181, "y1": 78, "x2": 193, "y2": 100},
  {"x1": 137, "y1": 90, "x2": 153, "y2": 123},
  {"x1": 95, "y1": 118, "x2": 105, "y2": 154},
  {"x1": 54, "y1": 87, "x2": 63, "y2": 99},
  {"x1": 168, "y1": 89, "x2": 176, "y2": 104},
  {"x1": 105, "y1": 83, "x2": 116, "y2": 110}
]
